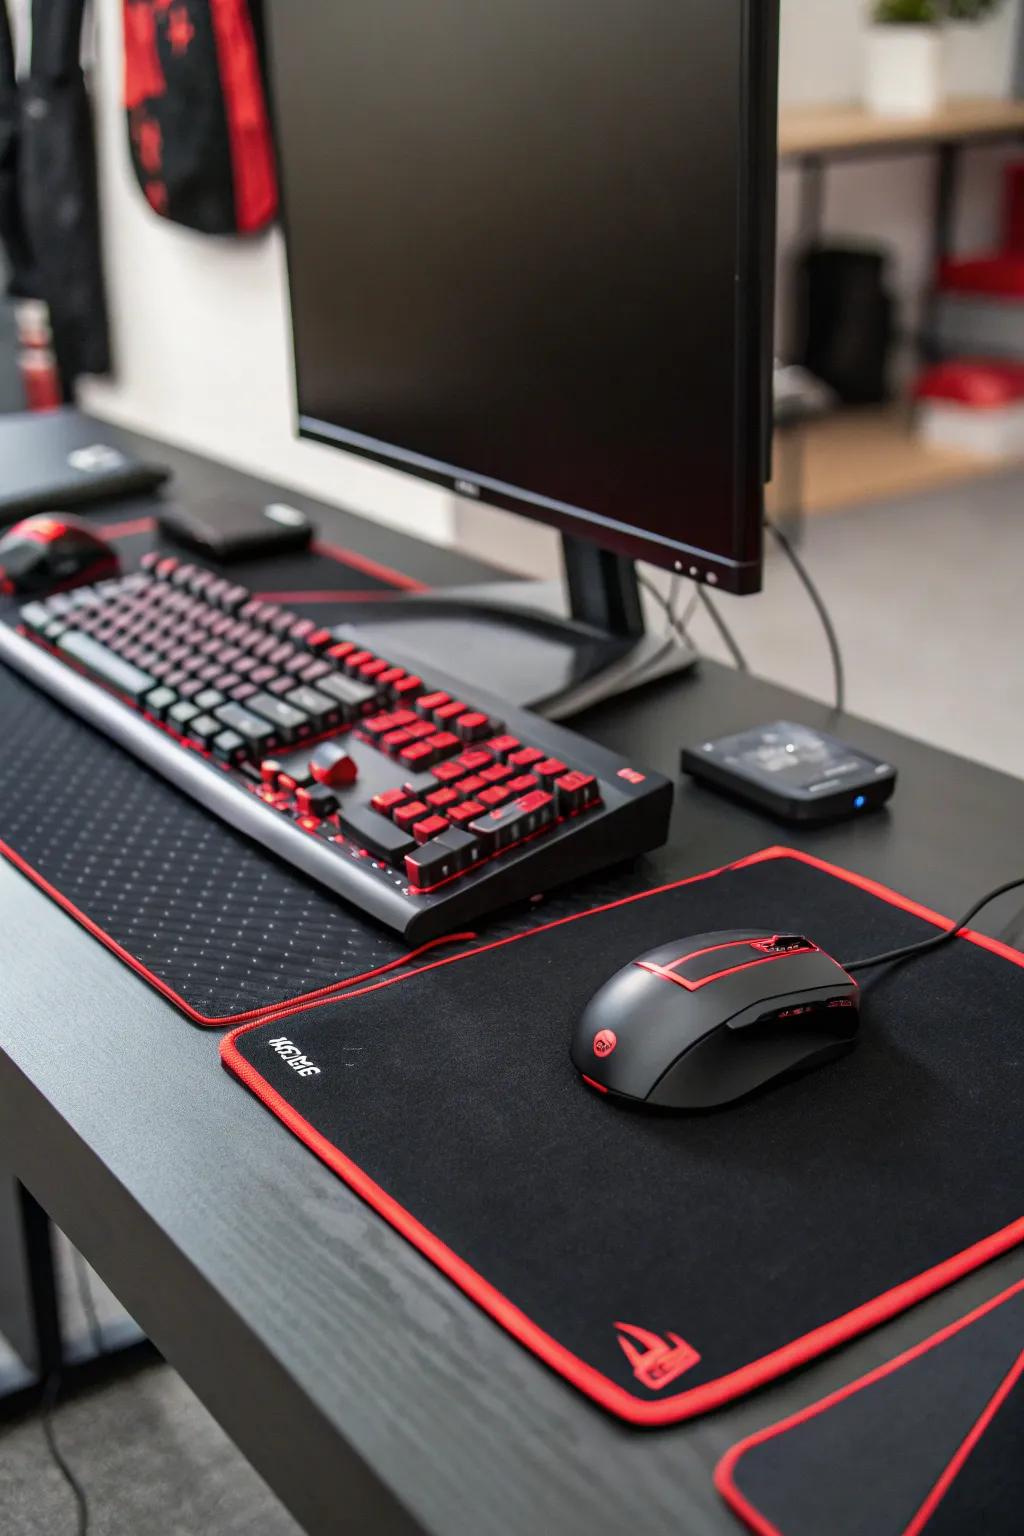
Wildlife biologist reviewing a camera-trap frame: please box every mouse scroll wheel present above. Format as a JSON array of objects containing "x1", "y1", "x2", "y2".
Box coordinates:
[{"x1": 749, "y1": 934, "x2": 813, "y2": 957}]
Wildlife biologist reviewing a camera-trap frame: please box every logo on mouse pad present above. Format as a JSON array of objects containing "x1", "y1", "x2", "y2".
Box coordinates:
[{"x1": 614, "y1": 1322, "x2": 701, "y2": 1391}]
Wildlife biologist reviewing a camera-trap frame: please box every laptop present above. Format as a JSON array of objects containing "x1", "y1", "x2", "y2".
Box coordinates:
[{"x1": 0, "y1": 409, "x2": 170, "y2": 527}]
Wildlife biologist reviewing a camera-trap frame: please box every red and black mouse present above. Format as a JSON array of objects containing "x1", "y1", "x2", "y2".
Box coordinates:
[
  {"x1": 0, "y1": 513, "x2": 119, "y2": 598},
  {"x1": 571, "y1": 931, "x2": 859, "y2": 1110}
]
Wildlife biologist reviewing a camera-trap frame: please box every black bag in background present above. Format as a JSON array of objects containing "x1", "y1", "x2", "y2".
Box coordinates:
[
  {"x1": 797, "y1": 246, "x2": 895, "y2": 406},
  {"x1": 123, "y1": 0, "x2": 276, "y2": 235},
  {"x1": 0, "y1": 0, "x2": 37, "y2": 298}
]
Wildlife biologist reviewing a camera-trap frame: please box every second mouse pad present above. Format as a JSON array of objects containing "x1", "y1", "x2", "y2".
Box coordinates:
[
  {"x1": 718, "y1": 1279, "x2": 1024, "y2": 1536},
  {"x1": 223, "y1": 849, "x2": 1024, "y2": 1425}
]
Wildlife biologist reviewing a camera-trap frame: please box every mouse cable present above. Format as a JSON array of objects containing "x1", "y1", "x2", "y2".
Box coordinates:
[
  {"x1": 765, "y1": 516, "x2": 846, "y2": 714},
  {"x1": 844, "y1": 875, "x2": 1024, "y2": 974},
  {"x1": 71, "y1": 1246, "x2": 106, "y2": 1359},
  {"x1": 696, "y1": 587, "x2": 750, "y2": 673},
  {"x1": 41, "y1": 1372, "x2": 90, "y2": 1536}
]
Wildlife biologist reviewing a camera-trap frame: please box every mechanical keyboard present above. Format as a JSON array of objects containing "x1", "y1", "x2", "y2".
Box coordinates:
[{"x1": 0, "y1": 554, "x2": 673, "y2": 939}]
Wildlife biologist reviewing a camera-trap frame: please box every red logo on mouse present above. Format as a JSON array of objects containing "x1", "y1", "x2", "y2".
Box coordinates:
[{"x1": 593, "y1": 1029, "x2": 617, "y2": 1058}]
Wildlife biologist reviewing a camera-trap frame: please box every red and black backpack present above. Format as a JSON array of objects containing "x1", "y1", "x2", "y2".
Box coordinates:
[{"x1": 122, "y1": 0, "x2": 277, "y2": 235}]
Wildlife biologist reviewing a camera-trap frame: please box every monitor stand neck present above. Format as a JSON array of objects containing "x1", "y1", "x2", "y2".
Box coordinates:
[{"x1": 333, "y1": 533, "x2": 698, "y2": 721}]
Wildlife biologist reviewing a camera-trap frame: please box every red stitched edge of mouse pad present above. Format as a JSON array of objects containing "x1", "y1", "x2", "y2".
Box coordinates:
[
  {"x1": 222, "y1": 848, "x2": 1024, "y2": 1426},
  {"x1": 717, "y1": 1279, "x2": 1024, "y2": 1536}
]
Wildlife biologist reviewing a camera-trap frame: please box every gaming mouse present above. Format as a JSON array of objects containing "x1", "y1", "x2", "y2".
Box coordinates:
[
  {"x1": 571, "y1": 930, "x2": 859, "y2": 1109},
  {"x1": 0, "y1": 513, "x2": 119, "y2": 598}
]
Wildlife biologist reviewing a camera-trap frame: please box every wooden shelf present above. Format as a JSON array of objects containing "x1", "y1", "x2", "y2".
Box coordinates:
[
  {"x1": 779, "y1": 96, "x2": 1024, "y2": 159},
  {"x1": 768, "y1": 404, "x2": 1014, "y2": 515}
]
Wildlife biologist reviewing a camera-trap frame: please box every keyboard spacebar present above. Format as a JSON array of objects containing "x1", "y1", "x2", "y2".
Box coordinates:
[{"x1": 56, "y1": 631, "x2": 156, "y2": 701}]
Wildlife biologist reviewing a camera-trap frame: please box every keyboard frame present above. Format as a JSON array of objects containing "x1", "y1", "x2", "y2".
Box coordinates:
[{"x1": 0, "y1": 612, "x2": 673, "y2": 941}]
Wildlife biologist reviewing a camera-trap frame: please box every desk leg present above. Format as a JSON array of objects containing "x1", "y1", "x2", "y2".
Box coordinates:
[{"x1": 0, "y1": 1175, "x2": 61, "y2": 1382}]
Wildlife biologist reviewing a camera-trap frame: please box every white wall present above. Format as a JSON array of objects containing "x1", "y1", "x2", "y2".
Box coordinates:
[{"x1": 78, "y1": 0, "x2": 454, "y2": 544}]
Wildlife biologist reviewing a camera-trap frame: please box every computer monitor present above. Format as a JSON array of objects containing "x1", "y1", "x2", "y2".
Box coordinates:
[{"x1": 265, "y1": 1, "x2": 779, "y2": 706}]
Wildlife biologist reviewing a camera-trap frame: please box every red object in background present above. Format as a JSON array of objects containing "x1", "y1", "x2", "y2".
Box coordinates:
[
  {"x1": 122, "y1": 0, "x2": 277, "y2": 235},
  {"x1": 14, "y1": 302, "x2": 63, "y2": 412},
  {"x1": 915, "y1": 360, "x2": 1024, "y2": 409},
  {"x1": 938, "y1": 253, "x2": 1024, "y2": 299}
]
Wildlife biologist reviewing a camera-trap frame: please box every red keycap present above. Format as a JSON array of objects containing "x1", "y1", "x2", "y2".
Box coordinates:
[
  {"x1": 405, "y1": 720, "x2": 435, "y2": 741},
  {"x1": 448, "y1": 799, "x2": 484, "y2": 826},
  {"x1": 394, "y1": 800, "x2": 429, "y2": 831},
  {"x1": 456, "y1": 748, "x2": 492, "y2": 773},
  {"x1": 426, "y1": 732, "x2": 460, "y2": 755},
  {"x1": 307, "y1": 628, "x2": 333, "y2": 652},
  {"x1": 362, "y1": 713, "x2": 396, "y2": 738},
  {"x1": 506, "y1": 773, "x2": 540, "y2": 795},
  {"x1": 455, "y1": 711, "x2": 490, "y2": 741},
  {"x1": 455, "y1": 774, "x2": 487, "y2": 797},
  {"x1": 416, "y1": 690, "x2": 450, "y2": 715},
  {"x1": 390, "y1": 709, "x2": 418, "y2": 727},
  {"x1": 555, "y1": 770, "x2": 599, "y2": 812},
  {"x1": 378, "y1": 666, "x2": 405, "y2": 686},
  {"x1": 487, "y1": 734, "x2": 521, "y2": 759},
  {"x1": 413, "y1": 814, "x2": 449, "y2": 844},
  {"x1": 433, "y1": 700, "x2": 466, "y2": 723},
  {"x1": 327, "y1": 641, "x2": 356, "y2": 661},
  {"x1": 480, "y1": 763, "x2": 513, "y2": 785},
  {"x1": 359, "y1": 657, "x2": 390, "y2": 678},
  {"x1": 478, "y1": 785, "x2": 511, "y2": 808},
  {"x1": 310, "y1": 742, "x2": 359, "y2": 788},
  {"x1": 433, "y1": 760, "x2": 464, "y2": 784},
  {"x1": 381, "y1": 728, "x2": 414, "y2": 752},
  {"x1": 372, "y1": 788, "x2": 408, "y2": 816},
  {"x1": 535, "y1": 757, "x2": 567, "y2": 782},
  {"x1": 401, "y1": 742, "x2": 437, "y2": 767},
  {"x1": 260, "y1": 758, "x2": 284, "y2": 787},
  {"x1": 392, "y1": 675, "x2": 423, "y2": 697},
  {"x1": 509, "y1": 746, "x2": 544, "y2": 769},
  {"x1": 427, "y1": 786, "x2": 460, "y2": 810},
  {"x1": 345, "y1": 649, "x2": 375, "y2": 672}
]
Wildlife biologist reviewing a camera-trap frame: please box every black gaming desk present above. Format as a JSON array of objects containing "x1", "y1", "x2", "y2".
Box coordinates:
[{"x1": 2, "y1": 425, "x2": 1022, "y2": 1535}]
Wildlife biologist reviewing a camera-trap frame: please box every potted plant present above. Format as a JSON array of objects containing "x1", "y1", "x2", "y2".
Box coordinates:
[
  {"x1": 944, "y1": 0, "x2": 1011, "y2": 100},
  {"x1": 865, "y1": 0, "x2": 943, "y2": 117}
]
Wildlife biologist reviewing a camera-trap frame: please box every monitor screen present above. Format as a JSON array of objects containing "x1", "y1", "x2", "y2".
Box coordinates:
[{"x1": 267, "y1": 0, "x2": 776, "y2": 592}]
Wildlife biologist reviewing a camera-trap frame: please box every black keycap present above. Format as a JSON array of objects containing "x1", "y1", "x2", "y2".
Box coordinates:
[
  {"x1": 285, "y1": 685, "x2": 339, "y2": 729},
  {"x1": 469, "y1": 790, "x2": 555, "y2": 849},
  {"x1": 247, "y1": 692, "x2": 308, "y2": 743},
  {"x1": 298, "y1": 783, "x2": 338, "y2": 817},
  {"x1": 43, "y1": 620, "x2": 67, "y2": 641},
  {"x1": 317, "y1": 673, "x2": 378, "y2": 720},
  {"x1": 195, "y1": 688, "x2": 225, "y2": 711},
  {"x1": 21, "y1": 602, "x2": 52, "y2": 631},
  {"x1": 214, "y1": 702, "x2": 275, "y2": 751},
  {"x1": 211, "y1": 729, "x2": 246, "y2": 762},
  {"x1": 143, "y1": 685, "x2": 178, "y2": 718},
  {"x1": 404, "y1": 827, "x2": 479, "y2": 889},
  {"x1": 186, "y1": 714, "x2": 222, "y2": 744},
  {"x1": 169, "y1": 700, "x2": 201, "y2": 729},
  {"x1": 267, "y1": 676, "x2": 296, "y2": 697},
  {"x1": 336, "y1": 804, "x2": 416, "y2": 864},
  {"x1": 56, "y1": 631, "x2": 156, "y2": 702}
]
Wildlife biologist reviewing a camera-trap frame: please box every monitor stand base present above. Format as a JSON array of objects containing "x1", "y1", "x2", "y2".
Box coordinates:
[{"x1": 335, "y1": 576, "x2": 699, "y2": 721}]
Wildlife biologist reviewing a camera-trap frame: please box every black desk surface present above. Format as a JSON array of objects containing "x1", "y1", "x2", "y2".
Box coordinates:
[{"x1": 2, "y1": 422, "x2": 1022, "y2": 1536}]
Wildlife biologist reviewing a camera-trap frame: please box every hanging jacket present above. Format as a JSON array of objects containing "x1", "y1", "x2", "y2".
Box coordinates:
[{"x1": 0, "y1": 0, "x2": 36, "y2": 297}]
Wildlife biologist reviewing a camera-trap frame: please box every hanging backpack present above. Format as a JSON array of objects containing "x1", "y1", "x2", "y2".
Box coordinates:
[{"x1": 122, "y1": 0, "x2": 277, "y2": 235}]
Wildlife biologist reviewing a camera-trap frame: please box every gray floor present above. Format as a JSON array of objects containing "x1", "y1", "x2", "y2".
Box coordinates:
[{"x1": 1, "y1": 380, "x2": 1022, "y2": 1530}]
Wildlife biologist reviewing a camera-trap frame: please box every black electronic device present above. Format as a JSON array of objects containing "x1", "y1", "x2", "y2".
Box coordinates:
[
  {"x1": 681, "y1": 721, "x2": 897, "y2": 823},
  {"x1": 156, "y1": 498, "x2": 314, "y2": 563},
  {"x1": 0, "y1": 552, "x2": 672, "y2": 940},
  {"x1": 571, "y1": 930, "x2": 860, "y2": 1109},
  {"x1": 0, "y1": 514, "x2": 120, "y2": 598},
  {"x1": 0, "y1": 408, "x2": 170, "y2": 528},
  {"x1": 264, "y1": 0, "x2": 779, "y2": 712}
]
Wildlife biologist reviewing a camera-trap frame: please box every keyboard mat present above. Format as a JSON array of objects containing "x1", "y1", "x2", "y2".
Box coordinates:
[
  {"x1": 717, "y1": 1279, "x2": 1024, "y2": 1536},
  {"x1": 223, "y1": 849, "x2": 1024, "y2": 1425}
]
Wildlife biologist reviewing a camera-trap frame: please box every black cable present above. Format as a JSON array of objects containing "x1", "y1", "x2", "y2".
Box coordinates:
[
  {"x1": 765, "y1": 516, "x2": 846, "y2": 714},
  {"x1": 844, "y1": 876, "x2": 1024, "y2": 975},
  {"x1": 696, "y1": 587, "x2": 749, "y2": 673},
  {"x1": 70, "y1": 1247, "x2": 105, "y2": 1359},
  {"x1": 40, "y1": 1374, "x2": 90, "y2": 1536}
]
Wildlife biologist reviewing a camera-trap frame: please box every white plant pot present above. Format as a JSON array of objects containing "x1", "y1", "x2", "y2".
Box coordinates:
[{"x1": 864, "y1": 26, "x2": 943, "y2": 119}]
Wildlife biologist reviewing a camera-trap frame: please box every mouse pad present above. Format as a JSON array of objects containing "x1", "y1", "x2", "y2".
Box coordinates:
[
  {"x1": 0, "y1": 514, "x2": 455, "y2": 1026},
  {"x1": 222, "y1": 848, "x2": 1024, "y2": 1425},
  {"x1": 717, "y1": 1279, "x2": 1024, "y2": 1536}
]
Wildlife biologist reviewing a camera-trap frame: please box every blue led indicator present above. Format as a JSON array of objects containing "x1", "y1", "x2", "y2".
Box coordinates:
[{"x1": 854, "y1": 795, "x2": 866, "y2": 809}]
